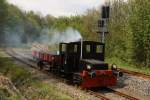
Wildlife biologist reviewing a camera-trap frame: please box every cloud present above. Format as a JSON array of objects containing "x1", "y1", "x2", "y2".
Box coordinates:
[{"x1": 7, "y1": 0, "x2": 105, "y2": 17}]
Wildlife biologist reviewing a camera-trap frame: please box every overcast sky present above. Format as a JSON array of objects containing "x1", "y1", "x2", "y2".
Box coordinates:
[{"x1": 7, "y1": 0, "x2": 105, "y2": 17}]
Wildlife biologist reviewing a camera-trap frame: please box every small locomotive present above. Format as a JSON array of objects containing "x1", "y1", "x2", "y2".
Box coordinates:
[{"x1": 32, "y1": 41, "x2": 122, "y2": 88}]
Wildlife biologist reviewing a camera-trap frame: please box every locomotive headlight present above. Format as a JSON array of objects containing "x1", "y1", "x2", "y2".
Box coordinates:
[
  {"x1": 87, "y1": 65, "x2": 91, "y2": 70},
  {"x1": 111, "y1": 64, "x2": 117, "y2": 70}
]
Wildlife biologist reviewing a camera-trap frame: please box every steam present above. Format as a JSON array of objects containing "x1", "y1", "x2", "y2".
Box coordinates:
[
  {"x1": 3, "y1": 24, "x2": 82, "y2": 47},
  {"x1": 37, "y1": 27, "x2": 82, "y2": 45},
  {"x1": 31, "y1": 27, "x2": 82, "y2": 52},
  {"x1": 49, "y1": 27, "x2": 82, "y2": 44},
  {"x1": 4, "y1": 23, "x2": 24, "y2": 46}
]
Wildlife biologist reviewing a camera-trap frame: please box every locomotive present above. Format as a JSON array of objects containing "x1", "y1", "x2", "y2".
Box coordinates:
[{"x1": 32, "y1": 40, "x2": 123, "y2": 88}]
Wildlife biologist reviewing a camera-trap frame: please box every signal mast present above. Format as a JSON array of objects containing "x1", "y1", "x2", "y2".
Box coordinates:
[{"x1": 98, "y1": 2, "x2": 110, "y2": 43}]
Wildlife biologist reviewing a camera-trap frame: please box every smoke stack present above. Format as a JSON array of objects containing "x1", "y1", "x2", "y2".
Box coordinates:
[{"x1": 80, "y1": 38, "x2": 83, "y2": 59}]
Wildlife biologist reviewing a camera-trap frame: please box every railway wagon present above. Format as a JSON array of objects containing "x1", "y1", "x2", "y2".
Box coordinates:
[
  {"x1": 32, "y1": 41, "x2": 122, "y2": 88},
  {"x1": 32, "y1": 50, "x2": 62, "y2": 71}
]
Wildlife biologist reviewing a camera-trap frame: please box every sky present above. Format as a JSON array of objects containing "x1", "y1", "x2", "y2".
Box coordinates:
[{"x1": 7, "y1": 0, "x2": 106, "y2": 17}]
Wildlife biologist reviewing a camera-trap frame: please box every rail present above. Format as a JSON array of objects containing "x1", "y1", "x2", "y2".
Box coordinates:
[
  {"x1": 6, "y1": 49, "x2": 140, "y2": 100},
  {"x1": 119, "y1": 68, "x2": 150, "y2": 80},
  {"x1": 107, "y1": 88, "x2": 139, "y2": 100}
]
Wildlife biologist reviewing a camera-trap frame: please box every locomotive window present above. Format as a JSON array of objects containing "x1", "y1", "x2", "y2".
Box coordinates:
[
  {"x1": 62, "y1": 44, "x2": 66, "y2": 52},
  {"x1": 68, "y1": 45, "x2": 74, "y2": 53},
  {"x1": 74, "y1": 45, "x2": 78, "y2": 53},
  {"x1": 96, "y1": 45, "x2": 103, "y2": 53},
  {"x1": 86, "y1": 45, "x2": 91, "y2": 53}
]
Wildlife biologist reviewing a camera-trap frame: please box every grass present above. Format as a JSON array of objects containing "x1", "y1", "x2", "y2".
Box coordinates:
[
  {"x1": 106, "y1": 57, "x2": 150, "y2": 75},
  {"x1": 0, "y1": 49, "x2": 73, "y2": 100},
  {"x1": 0, "y1": 89, "x2": 21, "y2": 100},
  {"x1": 27, "y1": 81, "x2": 72, "y2": 100}
]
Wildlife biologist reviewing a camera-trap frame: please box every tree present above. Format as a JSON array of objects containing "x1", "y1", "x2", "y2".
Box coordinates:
[
  {"x1": 129, "y1": 0, "x2": 150, "y2": 67},
  {"x1": 106, "y1": 0, "x2": 132, "y2": 62},
  {"x1": 0, "y1": 0, "x2": 7, "y2": 44}
]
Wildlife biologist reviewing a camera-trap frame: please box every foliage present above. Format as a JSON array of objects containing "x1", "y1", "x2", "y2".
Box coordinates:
[
  {"x1": 0, "y1": 0, "x2": 150, "y2": 67},
  {"x1": 0, "y1": 0, "x2": 8, "y2": 43},
  {"x1": 106, "y1": 0, "x2": 133, "y2": 62},
  {"x1": 129, "y1": 0, "x2": 150, "y2": 67},
  {"x1": 106, "y1": 0, "x2": 150, "y2": 67},
  {"x1": 52, "y1": 9, "x2": 100, "y2": 41},
  {"x1": 106, "y1": 57, "x2": 150, "y2": 75},
  {"x1": 0, "y1": 88, "x2": 11, "y2": 100}
]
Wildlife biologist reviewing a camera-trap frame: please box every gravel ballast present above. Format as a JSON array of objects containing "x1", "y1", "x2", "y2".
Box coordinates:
[
  {"x1": 118, "y1": 74, "x2": 150, "y2": 95},
  {"x1": 112, "y1": 73, "x2": 150, "y2": 100}
]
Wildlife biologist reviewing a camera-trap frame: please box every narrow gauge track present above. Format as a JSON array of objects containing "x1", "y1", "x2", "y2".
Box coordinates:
[
  {"x1": 105, "y1": 88, "x2": 139, "y2": 100},
  {"x1": 16, "y1": 48, "x2": 150, "y2": 80},
  {"x1": 118, "y1": 68, "x2": 150, "y2": 80},
  {"x1": 5, "y1": 48, "x2": 110, "y2": 100},
  {"x1": 6, "y1": 49, "x2": 139, "y2": 100},
  {"x1": 88, "y1": 90, "x2": 109, "y2": 100}
]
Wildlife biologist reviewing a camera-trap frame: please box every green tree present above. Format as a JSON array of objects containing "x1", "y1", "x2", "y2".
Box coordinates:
[
  {"x1": 0, "y1": 0, "x2": 7, "y2": 44},
  {"x1": 106, "y1": 0, "x2": 133, "y2": 62},
  {"x1": 129, "y1": 0, "x2": 150, "y2": 67},
  {"x1": 5, "y1": 4, "x2": 25, "y2": 44}
]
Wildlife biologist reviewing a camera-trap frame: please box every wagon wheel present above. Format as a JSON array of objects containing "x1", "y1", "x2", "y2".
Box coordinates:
[
  {"x1": 37, "y1": 61, "x2": 44, "y2": 70},
  {"x1": 49, "y1": 62, "x2": 52, "y2": 72}
]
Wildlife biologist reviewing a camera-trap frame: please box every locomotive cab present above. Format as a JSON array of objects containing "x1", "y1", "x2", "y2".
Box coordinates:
[{"x1": 59, "y1": 41, "x2": 105, "y2": 75}]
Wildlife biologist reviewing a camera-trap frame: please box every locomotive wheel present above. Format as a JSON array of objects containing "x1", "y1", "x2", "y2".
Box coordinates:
[{"x1": 73, "y1": 73, "x2": 82, "y2": 86}]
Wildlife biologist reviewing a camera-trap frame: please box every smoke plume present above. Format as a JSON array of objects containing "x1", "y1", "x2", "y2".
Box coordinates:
[
  {"x1": 31, "y1": 27, "x2": 82, "y2": 51},
  {"x1": 50, "y1": 27, "x2": 82, "y2": 44},
  {"x1": 37, "y1": 27, "x2": 82, "y2": 45},
  {"x1": 3, "y1": 23, "x2": 82, "y2": 47}
]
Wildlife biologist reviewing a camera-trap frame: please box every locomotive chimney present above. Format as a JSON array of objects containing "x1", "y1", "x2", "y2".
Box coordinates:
[{"x1": 80, "y1": 38, "x2": 83, "y2": 59}]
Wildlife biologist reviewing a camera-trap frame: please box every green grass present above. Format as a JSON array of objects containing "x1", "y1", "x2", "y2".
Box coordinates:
[
  {"x1": 0, "y1": 49, "x2": 73, "y2": 100},
  {"x1": 0, "y1": 88, "x2": 22, "y2": 100},
  {"x1": 106, "y1": 57, "x2": 150, "y2": 75},
  {"x1": 27, "y1": 81, "x2": 72, "y2": 100}
]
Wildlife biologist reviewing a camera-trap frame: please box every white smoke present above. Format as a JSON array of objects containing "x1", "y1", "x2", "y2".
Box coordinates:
[
  {"x1": 50, "y1": 27, "x2": 82, "y2": 44},
  {"x1": 4, "y1": 25, "x2": 82, "y2": 47},
  {"x1": 31, "y1": 27, "x2": 82, "y2": 52},
  {"x1": 4, "y1": 24, "x2": 24, "y2": 46},
  {"x1": 38, "y1": 27, "x2": 82, "y2": 45}
]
